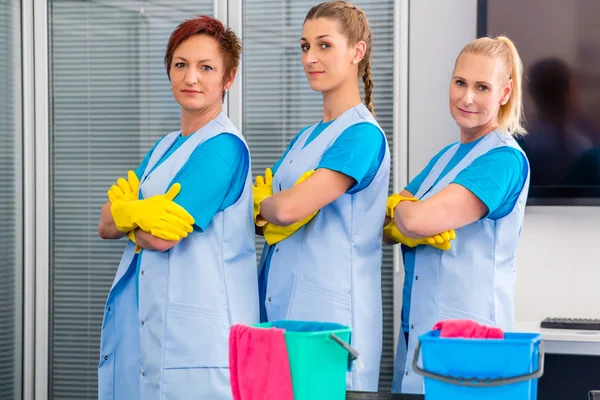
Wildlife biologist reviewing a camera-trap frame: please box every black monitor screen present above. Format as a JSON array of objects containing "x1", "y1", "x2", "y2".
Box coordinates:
[{"x1": 482, "y1": 0, "x2": 600, "y2": 205}]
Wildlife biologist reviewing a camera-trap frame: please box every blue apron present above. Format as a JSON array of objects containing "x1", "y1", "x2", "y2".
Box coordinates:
[
  {"x1": 98, "y1": 113, "x2": 259, "y2": 400},
  {"x1": 392, "y1": 130, "x2": 530, "y2": 394},
  {"x1": 259, "y1": 104, "x2": 391, "y2": 391}
]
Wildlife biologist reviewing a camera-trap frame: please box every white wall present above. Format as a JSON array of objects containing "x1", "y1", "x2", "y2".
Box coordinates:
[
  {"x1": 406, "y1": 0, "x2": 476, "y2": 177},
  {"x1": 515, "y1": 207, "x2": 600, "y2": 322},
  {"x1": 400, "y1": 0, "x2": 600, "y2": 333}
]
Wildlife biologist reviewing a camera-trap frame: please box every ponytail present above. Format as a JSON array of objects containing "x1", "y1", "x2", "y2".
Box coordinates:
[{"x1": 495, "y1": 36, "x2": 526, "y2": 136}]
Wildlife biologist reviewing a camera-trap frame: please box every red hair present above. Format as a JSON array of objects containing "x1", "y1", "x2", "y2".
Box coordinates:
[{"x1": 164, "y1": 16, "x2": 241, "y2": 86}]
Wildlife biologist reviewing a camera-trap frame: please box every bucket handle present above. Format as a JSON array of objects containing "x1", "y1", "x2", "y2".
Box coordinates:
[
  {"x1": 412, "y1": 339, "x2": 545, "y2": 387},
  {"x1": 330, "y1": 333, "x2": 359, "y2": 362}
]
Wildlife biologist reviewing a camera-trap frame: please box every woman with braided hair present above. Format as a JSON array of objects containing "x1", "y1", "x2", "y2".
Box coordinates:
[{"x1": 253, "y1": 1, "x2": 389, "y2": 391}]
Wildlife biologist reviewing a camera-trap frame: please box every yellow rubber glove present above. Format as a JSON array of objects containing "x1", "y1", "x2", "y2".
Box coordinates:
[
  {"x1": 384, "y1": 193, "x2": 455, "y2": 250},
  {"x1": 263, "y1": 170, "x2": 318, "y2": 245},
  {"x1": 253, "y1": 168, "x2": 273, "y2": 227},
  {"x1": 386, "y1": 193, "x2": 418, "y2": 219},
  {"x1": 107, "y1": 171, "x2": 142, "y2": 251},
  {"x1": 108, "y1": 171, "x2": 141, "y2": 250},
  {"x1": 110, "y1": 183, "x2": 194, "y2": 241},
  {"x1": 126, "y1": 230, "x2": 142, "y2": 254},
  {"x1": 383, "y1": 220, "x2": 456, "y2": 251},
  {"x1": 107, "y1": 170, "x2": 140, "y2": 202}
]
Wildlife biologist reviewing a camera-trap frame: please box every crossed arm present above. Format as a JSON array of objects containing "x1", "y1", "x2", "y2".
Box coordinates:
[
  {"x1": 259, "y1": 168, "x2": 355, "y2": 226},
  {"x1": 98, "y1": 201, "x2": 180, "y2": 252},
  {"x1": 392, "y1": 184, "x2": 488, "y2": 238}
]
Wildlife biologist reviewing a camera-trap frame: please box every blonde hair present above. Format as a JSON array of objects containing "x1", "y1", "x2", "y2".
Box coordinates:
[
  {"x1": 457, "y1": 36, "x2": 526, "y2": 136},
  {"x1": 305, "y1": 1, "x2": 375, "y2": 115}
]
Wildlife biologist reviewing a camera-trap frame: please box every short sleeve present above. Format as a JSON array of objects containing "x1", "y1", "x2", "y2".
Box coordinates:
[
  {"x1": 169, "y1": 133, "x2": 249, "y2": 231},
  {"x1": 452, "y1": 146, "x2": 528, "y2": 219},
  {"x1": 316, "y1": 122, "x2": 387, "y2": 194}
]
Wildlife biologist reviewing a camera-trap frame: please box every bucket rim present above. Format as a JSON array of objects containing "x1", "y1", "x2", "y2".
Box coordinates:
[
  {"x1": 419, "y1": 330, "x2": 543, "y2": 344},
  {"x1": 251, "y1": 320, "x2": 352, "y2": 336}
]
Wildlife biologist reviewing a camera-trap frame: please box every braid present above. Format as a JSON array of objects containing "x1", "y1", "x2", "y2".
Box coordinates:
[{"x1": 362, "y1": 59, "x2": 374, "y2": 115}]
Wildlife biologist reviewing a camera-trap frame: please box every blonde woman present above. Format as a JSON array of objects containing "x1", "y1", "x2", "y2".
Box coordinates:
[
  {"x1": 385, "y1": 36, "x2": 530, "y2": 394},
  {"x1": 253, "y1": 1, "x2": 389, "y2": 392}
]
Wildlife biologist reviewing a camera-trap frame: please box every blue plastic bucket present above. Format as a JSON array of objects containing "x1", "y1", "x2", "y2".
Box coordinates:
[{"x1": 413, "y1": 330, "x2": 544, "y2": 400}]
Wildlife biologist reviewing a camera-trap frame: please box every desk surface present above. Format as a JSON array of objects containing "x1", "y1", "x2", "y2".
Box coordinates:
[
  {"x1": 516, "y1": 321, "x2": 600, "y2": 356},
  {"x1": 516, "y1": 321, "x2": 600, "y2": 343}
]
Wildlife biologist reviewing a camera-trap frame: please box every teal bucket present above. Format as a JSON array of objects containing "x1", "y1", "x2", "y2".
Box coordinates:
[
  {"x1": 253, "y1": 320, "x2": 358, "y2": 400},
  {"x1": 413, "y1": 330, "x2": 544, "y2": 400}
]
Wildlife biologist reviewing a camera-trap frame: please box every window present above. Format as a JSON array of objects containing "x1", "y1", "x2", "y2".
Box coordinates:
[
  {"x1": 242, "y1": 0, "x2": 396, "y2": 389},
  {"x1": 0, "y1": 0, "x2": 22, "y2": 398}
]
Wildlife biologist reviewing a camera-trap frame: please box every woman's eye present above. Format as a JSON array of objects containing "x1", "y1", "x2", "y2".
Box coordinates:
[
  {"x1": 174, "y1": 62, "x2": 186, "y2": 69},
  {"x1": 301, "y1": 44, "x2": 310, "y2": 52}
]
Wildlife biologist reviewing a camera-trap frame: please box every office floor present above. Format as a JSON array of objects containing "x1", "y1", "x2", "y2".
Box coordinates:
[{"x1": 537, "y1": 354, "x2": 600, "y2": 399}]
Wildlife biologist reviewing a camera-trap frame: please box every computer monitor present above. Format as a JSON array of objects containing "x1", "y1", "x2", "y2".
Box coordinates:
[{"x1": 479, "y1": 0, "x2": 600, "y2": 205}]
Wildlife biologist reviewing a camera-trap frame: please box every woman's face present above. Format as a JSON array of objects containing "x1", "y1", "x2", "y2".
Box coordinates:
[
  {"x1": 300, "y1": 18, "x2": 361, "y2": 93},
  {"x1": 169, "y1": 34, "x2": 234, "y2": 112},
  {"x1": 449, "y1": 52, "x2": 512, "y2": 132}
]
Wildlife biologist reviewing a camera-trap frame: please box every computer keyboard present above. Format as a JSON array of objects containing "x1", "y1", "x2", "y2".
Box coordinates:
[{"x1": 541, "y1": 318, "x2": 600, "y2": 331}]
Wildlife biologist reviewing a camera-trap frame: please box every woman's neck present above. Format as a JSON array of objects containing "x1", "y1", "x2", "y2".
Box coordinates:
[
  {"x1": 180, "y1": 103, "x2": 222, "y2": 136},
  {"x1": 321, "y1": 80, "x2": 362, "y2": 122},
  {"x1": 460, "y1": 120, "x2": 498, "y2": 144}
]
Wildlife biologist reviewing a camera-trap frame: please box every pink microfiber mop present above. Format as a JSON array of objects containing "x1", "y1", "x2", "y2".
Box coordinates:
[
  {"x1": 229, "y1": 324, "x2": 294, "y2": 400},
  {"x1": 433, "y1": 319, "x2": 504, "y2": 339}
]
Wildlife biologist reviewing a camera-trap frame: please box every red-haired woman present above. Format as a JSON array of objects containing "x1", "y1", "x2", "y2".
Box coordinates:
[{"x1": 97, "y1": 16, "x2": 258, "y2": 399}]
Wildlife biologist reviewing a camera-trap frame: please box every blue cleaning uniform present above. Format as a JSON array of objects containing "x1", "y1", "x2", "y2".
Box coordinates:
[
  {"x1": 135, "y1": 132, "x2": 248, "y2": 230},
  {"x1": 132, "y1": 133, "x2": 249, "y2": 304},
  {"x1": 98, "y1": 113, "x2": 258, "y2": 400},
  {"x1": 258, "y1": 119, "x2": 386, "y2": 322},
  {"x1": 400, "y1": 136, "x2": 528, "y2": 334},
  {"x1": 392, "y1": 130, "x2": 530, "y2": 394},
  {"x1": 257, "y1": 104, "x2": 391, "y2": 390}
]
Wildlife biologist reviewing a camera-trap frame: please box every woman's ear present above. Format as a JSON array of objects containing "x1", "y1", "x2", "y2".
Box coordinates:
[
  {"x1": 500, "y1": 79, "x2": 513, "y2": 105},
  {"x1": 353, "y1": 41, "x2": 367, "y2": 64},
  {"x1": 223, "y1": 68, "x2": 237, "y2": 92}
]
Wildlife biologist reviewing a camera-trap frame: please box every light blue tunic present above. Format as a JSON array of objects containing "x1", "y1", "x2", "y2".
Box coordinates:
[
  {"x1": 259, "y1": 104, "x2": 391, "y2": 391},
  {"x1": 392, "y1": 130, "x2": 530, "y2": 394},
  {"x1": 98, "y1": 113, "x2": 258, "y2": 400}
]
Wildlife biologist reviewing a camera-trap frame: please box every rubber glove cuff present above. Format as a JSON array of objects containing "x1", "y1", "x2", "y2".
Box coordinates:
[
  {"x1": 263, "y1": 211, "x2": 318, "y2": 245},
  {"x1": 386, "y1": 194, "x2": 418, "y2": 219},
  {"x1": 253, "y1": 168, "x2": 274, "y2": 227},
  {"x1": 127, "y1": 230, "x2": 142, "y2": 254}
]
